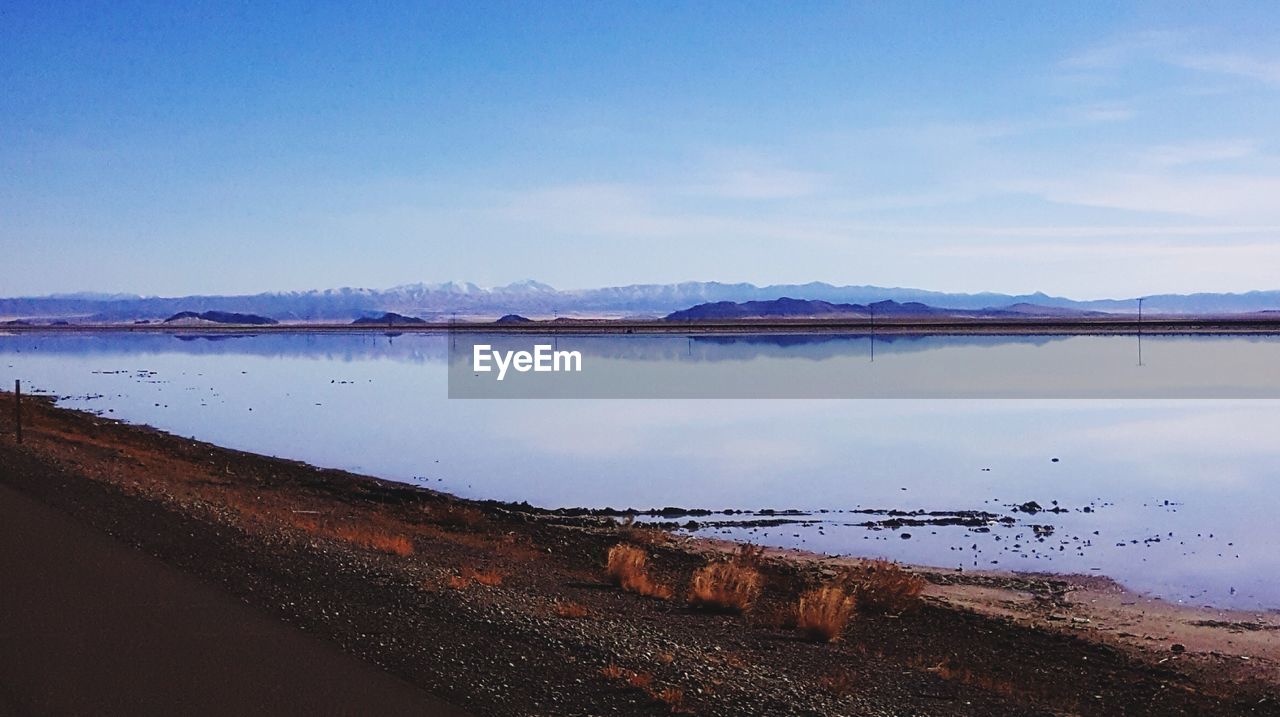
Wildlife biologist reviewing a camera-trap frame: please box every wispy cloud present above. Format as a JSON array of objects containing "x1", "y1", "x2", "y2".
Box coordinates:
[
  {"x1": 921, "y1": 240, "x2": 1280, "y2": 260},
  {"x1": 1067, "y1": 102, "x2": 1137, "y2": 123},
  {"x1": 499, "y1": 178, "x2": 1280, "y2": 248},
  {"x1": 900, "y1": 224, "x2": 1280, "y2": 240},
  {"x1": 499, "y1": 183, "x2": 843, "y2": 243},
  {"x1": 689, "y1": 167, "x2": 824, "y2": 200},
  {"x1": 1061, "y1": 30, "x2": 1280, "y2": 88},
  {"x1": 1139, "y1": 139, "x2": 1259, "y2": 167},
  {"x1": 1058, "y1": 30, "x2": 1186, "y2": 71},
  {"x1": 1018, "y1": 172, "x2": 1280, "y2": 220},
  {"x1": 1175, "y1": 53, "x2": 1280, "y2": 86}
]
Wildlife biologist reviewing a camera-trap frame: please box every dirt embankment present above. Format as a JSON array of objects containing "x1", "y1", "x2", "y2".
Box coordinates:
[
  {"x1": 0, "y1": 479, "x2": 467, "y2": 716},
  {"x1": 0, "y1": 393, "x2": 1276, "y2": 716}
]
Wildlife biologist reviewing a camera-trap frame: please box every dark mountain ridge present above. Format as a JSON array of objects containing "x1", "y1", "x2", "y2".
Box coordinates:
[
  {"x1": 665, "y1": 298, "x2": 1106, "y2": 322},
  {"x1": 351, "y1": 312, "x2": 426, "y2": 326},
  {"x1": 163, "y1": 311, "x2": 277, "y2": 325}
]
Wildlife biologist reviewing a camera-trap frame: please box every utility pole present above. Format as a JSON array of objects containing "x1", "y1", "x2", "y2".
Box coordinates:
[
  {"x1": 14, "y1": 379, "x2": 22, "y2": 444},
  {"x1": 868, "y1": 304, "x2": 876, "y2": 363},
  {"x1": 1137, "y1": 298, "x2": 1145, "y2": 367}
]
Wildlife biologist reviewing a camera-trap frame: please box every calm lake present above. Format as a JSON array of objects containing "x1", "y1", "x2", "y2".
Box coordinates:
[{"x1": 4, "y1": 330, "x2": 1279, "y2": 611}]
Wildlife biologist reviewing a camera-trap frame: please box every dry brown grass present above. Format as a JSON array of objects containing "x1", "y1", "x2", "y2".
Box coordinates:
[
  {"x1": 234, "y1": 500, "x2": 415, "y2": 558},
  {"x1": 492, "y1": 533, "x2": 544, "y2": 562},
  {"x1": 598, "y1": 663, "x2": 689, "y2": 714},
  {"x1": 285, "y1": 512, "x2": 322, "y2": 533},
  {"x1": 450, "y1": 565, "x2": 504, "y2": 588},
  {"x1": 627, "y1": 671, "x2": 654, "y2": 690},
  {"x1": 427, "y1": 503, "x2": 489, "y2": 531},
  {"x1": 687, "y1": 549, "x2": 763, "y2": 614},
  {"x1": 818, "y1": 671, "x2": 857, "y2": 697},
  {"x1": 841, "y1": 559, "x2": 925, "y2": 614},
  {"x1": 446, "y1": 566, "x2": 504, "y2": 589},
  {"x1": 732, "y1": 543, "x2": 766, "y2": 567},
  {"x1": 918, "y1": 658, "x2": 1018, "y2": 698},
  {"x1": 606, "y1": 544, "x2": 672, "y2": 600},
  {"x1": 553, "y1": 600, "x2": 589, "y2": 619},
  {"x1": 701, "y1": 651, "x2": 748, "y2": 670},
  {"x1": 606, "y1": 543, "x2": 646, "y2": 582},
  {"x1": 329, "y1": 525, "x2": 414, "y2": 556},
  {"x1": 796, "y1": 585, "x2": 857, "y2": 642},
  {"x1": 232, "y1": 488, "x2": 530, "y2": 569},
  {"x1": 618, "y1": 515, "x2": 670, "y2": 547},
  {"x1": 651, "y1": 686, "x2": 686, "y2": 712},
  {"x1": 470, "y1": 567, "x2": 504, "y2": 586}
]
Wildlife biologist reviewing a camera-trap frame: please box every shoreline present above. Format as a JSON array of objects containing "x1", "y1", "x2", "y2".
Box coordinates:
[{"x1": 1, "y1": 393, "x2": 1277, "y2": 714}]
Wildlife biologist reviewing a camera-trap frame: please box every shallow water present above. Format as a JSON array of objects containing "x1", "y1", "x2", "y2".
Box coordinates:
[{"x1": 3, "y1": 331, "x2": 1278, "y2": 610}]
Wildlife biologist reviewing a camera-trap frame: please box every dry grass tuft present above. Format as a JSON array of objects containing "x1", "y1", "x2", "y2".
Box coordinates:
[
  {"x1": 818, "y1": 671, "x2": 857, "y2": 697},
  {"x1": 286, "y1": 513, "x2": 322, "y2": 534},
  {"x1": 330, "y1": 525, "x2": 414, "y2": 556},
  {"x1": 606, "y1": 544, "x2": 647, "y2": 584},
  {"x1": 688, "y1": 548, "x2": 763, "y2": 614},
  {"x1": 429, "y1": 503, "x2": 489, "y2": 531},
  {"x1": 732, "y1": 543, "x2": 767, "y2": 567},
  {"x1": 242, "y1": 502, "x2": 415, "y2": 558},
  {"x1": 446, "y1": 574, "x2": 470, "y2": 590},
  {"x1": 553, "y1": 600, "x2": 589, "y2": 619},
  {"x1": 606, "y1": 544, "x2": 672, "y2": 600},
  {"x1": 841, "y1": 559, "x2": 925, "y2": 614},
  {"x1": 627, "y1": 671, "x2": 654, "y2": 690},
  {"x1": 458, "y1": 565, "x2": 504, "y2": 587},
  {"x1": 651, "y1": 686, "x2": 686, "y2": 712},
  {"x1": 492, "y1": 533, "x2": 543, "y2": 562},
  {"x1": 796, "y1": 585, "x2": 857, "y2": 642},
  {"x1": 920, "y1": 658, "x2": 1018, "y2": 697},
  {"x1": 598, "y1": 662, "x2": 689, "y2": 714},
  {"x1": 618, "y1": 515, "x2": 670, "y2": 547}
]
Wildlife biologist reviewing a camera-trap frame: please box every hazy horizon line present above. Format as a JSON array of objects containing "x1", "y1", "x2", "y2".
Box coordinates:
[{"x1": 11, "y1": 279, "x2": 1280, "y2": 305}]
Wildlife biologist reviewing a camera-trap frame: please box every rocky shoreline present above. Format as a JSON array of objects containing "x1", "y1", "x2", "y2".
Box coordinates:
[{"x1": 1, "y1": 393, "x2": 1276, "y2": 715}]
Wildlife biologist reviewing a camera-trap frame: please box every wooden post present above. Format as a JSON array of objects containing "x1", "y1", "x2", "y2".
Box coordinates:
[{"x1": 14, "y1": 379, "x2": 22, "y2": 444}]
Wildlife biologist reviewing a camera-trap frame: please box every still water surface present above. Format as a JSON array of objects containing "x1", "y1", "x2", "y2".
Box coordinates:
[{"x1": 3, "y1": 331, "x2": 1278, "y2": 610}]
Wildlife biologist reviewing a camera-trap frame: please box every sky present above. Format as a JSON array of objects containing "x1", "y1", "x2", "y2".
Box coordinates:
[{"x1": 3, "y1": 1, "x2": 1280, "y2": 299}]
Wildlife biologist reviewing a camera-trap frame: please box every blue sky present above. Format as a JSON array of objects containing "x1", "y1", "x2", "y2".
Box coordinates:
[{"x1": 3, "y1": 1, "x2": 1280, "y2": 298}]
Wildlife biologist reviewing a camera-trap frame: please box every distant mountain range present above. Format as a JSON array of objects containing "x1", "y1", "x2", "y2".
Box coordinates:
[
  {"x1": 663, "y1": 298, "x2": 1109, "y2": 321},
  {"x1": 164, "y1": 311, "x2": 278, "y2": 326},
  {"x1": 3, "y1": 281, "x2": 1280, "y2": 322},
  {"x1": 350, "y1": 312, "x2": 427, "y2": 326}
]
